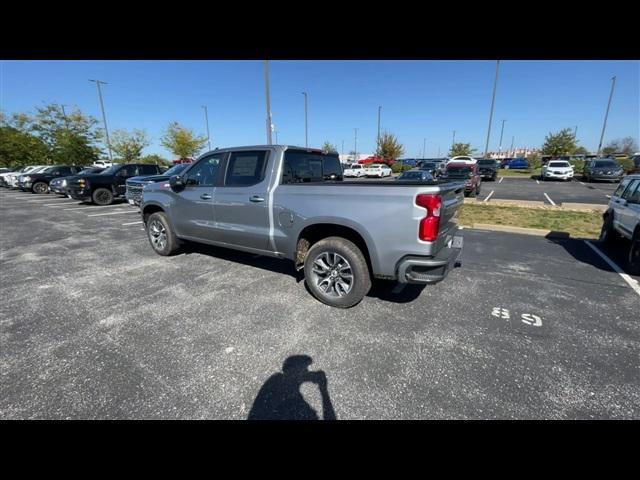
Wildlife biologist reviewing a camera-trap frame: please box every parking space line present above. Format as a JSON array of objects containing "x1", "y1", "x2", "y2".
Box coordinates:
[
  {"x1": 122, "y1": 220, "x2": 143, "y2": 226},
  {"x1": 579, "y1": 181, "x2": 585, "y2": 185},
  {"x1": 87, "y1": 210, "x2": 139, "y2": 217},
  {"x1": 536, "y1": 179, "x2": 540, "y2": 184},
  {"x1": 499, "y1": 177, "x2": 504, "y2": 183},
  {"x1": 585, "y1": 241, "x2": 640, "y2": 297},
  {"x1": 64, "y1": 205, "x2": 124, "y2": 211},
  {"x1": 40, "y1": 201, "x2": 75, "y2": 206},
  {"x1": 483, "y1": 190, "x2": 494, "y2": 202},
  {"x1": 543, "y1": 193, "x2": 556, "y2": 206}
]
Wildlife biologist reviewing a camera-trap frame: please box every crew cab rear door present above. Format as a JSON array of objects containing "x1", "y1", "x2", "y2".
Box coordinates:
[{"x1": 211, "y1": 150, "x2": 272, "y2": 252}]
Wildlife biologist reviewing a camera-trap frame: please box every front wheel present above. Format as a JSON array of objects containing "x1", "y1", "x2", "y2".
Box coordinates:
[
  {"x1": 599, "y1": 214, "x2": 619, "y2": 245},
  {"x1": 304, "y1": 236, "x2": 371, "y2": 308},
  {"x1": 146, "y1": 212, "x2": 180, "y2": 256},
  {"x1": 628, "y1": 231, "x2": 640, "y2": 275},
  {"x1": 92, "y1": 188, "x2": 114, "y2": 206},
  {"x1": 32, "y1": 182, "x2": 49, "y2": 194}
]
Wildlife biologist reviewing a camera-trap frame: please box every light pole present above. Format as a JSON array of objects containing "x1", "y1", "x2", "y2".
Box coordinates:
[
  {"x1": 89, "y1": 79, "x2": 113, "y2": 161},
  {"x1": 264, "y1": 61, "x2": 273, "y2": 145},
  {"x1": 574, "y1": 125, "x2": 578, "y2": 140},
  {"x1": 302, "y1": 91, "x2": 308, "y2": 147},
  {"x1": 510, "y1": 136, "x2": 514, "y2": 156},
  {"x1": 354, "y1": 128, "x2": 358, "y2": 162},
  {"x1": 201, "y1": 105, "x2": 211, "y2": 151},
  {"x1": 483, "y1": 60, "x2": 500, "y2": 157},
  {"x1": 423, "y1": 138, "x2": 426, "y2": 159},
  {"x1": 452, "y1": 130, "x2": 456, "y2": 148},
  {"x1": 377, "y1": 105, "x2": 382, "y2": 152},
  {"x1": 598, "y1": 76, "x2": 617, "y2": 155},
  {"x1": 498, "y1": 119, "x2": 506, "y2": 155}
]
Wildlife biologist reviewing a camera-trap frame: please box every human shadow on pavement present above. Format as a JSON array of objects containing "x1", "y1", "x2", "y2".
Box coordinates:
[{"x1": 248, "y1": 355, "x2": 337, "y2": 420}]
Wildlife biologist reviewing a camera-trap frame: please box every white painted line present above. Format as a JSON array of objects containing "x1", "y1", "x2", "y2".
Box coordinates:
[
  {"x1": 536, "y1": 179, "x2": 540, "y2": 184},
  {"x1": 483, "y1": 190, "x2": 495, "y2": 202},
  {"x1": 40, "y1": 202, "x2": 74, "y2": 206},
  {"x1": 606, "y1": 195, "x2": 611, "y2": 199},
  {"x1": 87, "y1": 210, "x2": 139, "y2": 217},
  {"x1": 585, "y1": 241, "x2": 640, "y2": 297},
  {"x1": 122, "y1": 220, "x2": 143, "y2": 226},
  {"x1": 543, "y1": 192, "x2": 556, "y2": 206},
  {"x1": 579, "y1": 181, "x2": 585, "y2": 185},
  {"x1": 498, "y1": 177, "x2": 504, "y2": 184},
  {"x1": 64, "y1": 204, "x2": 123, "y2": 211}
]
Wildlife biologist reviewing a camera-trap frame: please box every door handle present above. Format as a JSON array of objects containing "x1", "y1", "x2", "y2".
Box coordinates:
[
  {"x1": 200, "y1": 193, "x2": 212, "y2": 200},
  {"x1": 250, "y1": 195, "x2": 265, "y2": 203}
]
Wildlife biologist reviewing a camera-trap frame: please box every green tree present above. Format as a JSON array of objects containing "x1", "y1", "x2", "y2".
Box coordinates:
[
  {"x1": 110, "y1": 129, "x2": 151, "y2": 163},
  {"x1": 139, "y1": 154, "x2": 171, "y2": 166},
  {"x1": 0, "y1": 125, "x2": 49, "y2": 168},
  {"x1": 449, "y1": 142, "x2": 476, "y2": 157},
  {"x1": 322, "y1": 141, "x2": 338, "y2": 154},
  {"x1": 376, "y1": 131, "x2": 404, "y2": 161},
  {"x1": 541, "y1": 128, "x2": 577, "y2": 156},
  {"x1": 573, "y1": 146, "x2": 589, "y2": 155},
  {"x1": 160, "y1": 122, "x2": 208, "y2": 159}
]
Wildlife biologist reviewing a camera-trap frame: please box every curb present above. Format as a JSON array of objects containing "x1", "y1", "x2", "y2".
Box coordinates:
[{"x1": 464, "y1": 223, "x2": 570, "y2": 238}]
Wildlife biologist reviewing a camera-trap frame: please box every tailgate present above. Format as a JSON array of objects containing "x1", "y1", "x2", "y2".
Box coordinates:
[{"x1": 434, "y1": 181, "x2": 465, "y2": 251}]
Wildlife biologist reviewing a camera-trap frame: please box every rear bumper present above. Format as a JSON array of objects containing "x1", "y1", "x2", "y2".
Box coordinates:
[{"x1": 396, "y1": 236, "x2": 463, "y2": 284}]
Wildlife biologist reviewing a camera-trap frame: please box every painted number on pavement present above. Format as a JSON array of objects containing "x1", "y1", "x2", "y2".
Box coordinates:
[{"x1": 491, "y1": 308, "x2": 542, "y2": 327}]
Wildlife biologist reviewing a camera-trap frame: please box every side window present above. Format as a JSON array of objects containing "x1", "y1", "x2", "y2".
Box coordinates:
[
  {"x1": 225, "y1": 151, "x2": 268, "y2": 186},
  {"x1": 118, "y1": 166, "x2": 137, "y2": 177},
  {"x1": 184, "y1": 155, "x2": 222, "y2": 187},
  {"x1": 613, "y1": 181, "x2": 630, "y2": 198},
  {"x1": 627, "y1": 183, "x2": 640, "y2": 205},
  {"x1": 282, "y1": 156, "x2": 322, "y2": 183},
  {"x1": 140, "y1": 164, "x2": 158, "y2": 175},
  {"x1": 622, "y1": 180, "x2": 639, "y2": 202}
]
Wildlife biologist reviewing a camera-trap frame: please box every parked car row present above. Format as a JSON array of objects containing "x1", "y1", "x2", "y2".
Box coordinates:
[
  {"x1": 0, "y1": 163, "x2": 168, "y2": 205},
  {"x1": 343, "y1": 163, "x2": 392, "y2": 178}
]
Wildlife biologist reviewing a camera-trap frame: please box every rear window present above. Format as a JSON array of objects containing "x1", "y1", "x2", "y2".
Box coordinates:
[
  {"x1": 140, "y1": 164, "x2": 160, "y2": 175},
  {"x1": 282, "y1": 150, "x2": 343, "y2": 184}
]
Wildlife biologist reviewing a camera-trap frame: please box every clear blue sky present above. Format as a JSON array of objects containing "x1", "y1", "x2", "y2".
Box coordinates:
[{"x1": 1, "y1": 60, "x2": 638, "y2": 158}]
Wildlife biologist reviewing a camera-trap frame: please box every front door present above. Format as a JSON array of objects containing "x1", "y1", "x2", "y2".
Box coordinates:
[
  {"x1": 171, "y1": 153, "x2": 224, "y2": 240},
  {"x1": 212, "y1": 150, "x2": 272, "y2": 252}
]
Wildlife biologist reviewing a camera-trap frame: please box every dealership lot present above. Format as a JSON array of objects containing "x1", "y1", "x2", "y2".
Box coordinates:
[
  {"x1": 1, "y1": 190, "x2": 639, "y2": 419},
  {"x1": 475, "y1": 177, "x2": 618, "y2": 205}
]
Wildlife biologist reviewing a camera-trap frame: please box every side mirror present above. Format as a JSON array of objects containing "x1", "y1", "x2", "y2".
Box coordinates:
[{"x1": 169, "y1": 175, "x2": 185, "y2": 190}]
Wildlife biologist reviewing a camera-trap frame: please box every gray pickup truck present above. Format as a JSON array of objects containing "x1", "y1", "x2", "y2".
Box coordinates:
[{"x1": 139, "y1": 145, "x2": 465, "y2": 308}]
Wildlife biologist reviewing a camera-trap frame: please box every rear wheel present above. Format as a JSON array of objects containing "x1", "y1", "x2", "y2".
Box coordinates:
[
  {"x1": 599, "y1": 213, "x2": 619, "y2": 245},
  {"x1": 304, "y1": 236, "x2": 371, "y2": 308},
  {"x1": 32, "y1": 182, "x2": 49, "y2": 194},
  {"x1": 628, "y1": 231, "x2": 640, "y2": 275},
  {"x1": 146, "y1": 212, "x2": 180, "y2": 256},
  {"x1": 92, "y1": 188, "x2": 113, "y2": 206}
]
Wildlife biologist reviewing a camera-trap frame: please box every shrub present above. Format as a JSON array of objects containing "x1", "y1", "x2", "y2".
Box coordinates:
[
  {"x1": 617, "y1": 157, "x2": 634, "y2": 173},
  {"x1": 391, "y1": 163, "x2": 404, "y2": 173}
]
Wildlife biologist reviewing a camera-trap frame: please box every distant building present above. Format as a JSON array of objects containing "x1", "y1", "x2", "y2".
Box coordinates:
[
  {"x1": 339, "y1": 153, "x2": 374, "y2": 163},
  {"x1": 487, "y1": 147, "x2": 540, "y2": 159}
]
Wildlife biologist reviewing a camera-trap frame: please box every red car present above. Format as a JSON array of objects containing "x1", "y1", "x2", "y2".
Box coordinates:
[
  {"x1": 357, "y1": 155, "x2": 395, "y2": 166},
  {"x1": 443, "y1": 162, "x2": 482, "y2": 197}
]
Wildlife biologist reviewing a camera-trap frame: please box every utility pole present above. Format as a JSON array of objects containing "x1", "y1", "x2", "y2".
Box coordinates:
[
  {"x1": 264, "y1": 61, "x2": 273, "y2": 145},
  {"x1": 201, "y1": 105, "x2": 211, "y2": 151},
  {"x1": 89, "y1": 79, "x2": 112, "y2": 161},
  {"x1": 510, "y1": 136, "x2": 514, "y2": 156},
  {"x1": 354, "y1": 128, "x2": 358, "y2": 162},
  {"x1": 484, "y1": 60, "x2": 500, "y2": 157},
  {"x1": 302, "y1": 91, "x2": 308, "y2": 147},
  {"x1": 377, "y1": 106, "x2": 382, "y2": 151},
  {"x1": 423, "y1": 138, "x2": 426, "y2": 159},
  {"x1": 574, "y1": 125, "x2": 578, "y2": 139},
  {"x1": 598, "y1": 76, "x2": 617, "y2": 155},
  {"x1": 498, "y1": 119, "x2": 506, "y2": 155}
]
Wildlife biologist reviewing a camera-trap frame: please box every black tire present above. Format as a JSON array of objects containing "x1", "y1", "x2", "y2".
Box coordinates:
[
  {"x1": 304, "y1": 236, "x2": 371, "y2": 308},
  {"x1": 146, "y1": 212, "x2": 180, "y2": 256},
  {"x1": 32, "y1": 181, "x2": 49, "y2": 194},
  {"x1": 468, "y1": 187, "x2": 477, "y2": 198},
  {"x1": 92, "y1": 188, "x2": 113, "y2": 206},
  {"x1": 628, "y1": 231, "x2": 640, "y2": 275},
  {"x1": 599, "y1": 213, "x2": 619, "y2": 245}
]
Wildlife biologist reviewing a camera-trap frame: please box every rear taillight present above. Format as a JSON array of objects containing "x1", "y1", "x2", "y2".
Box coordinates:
[{"x1": 416, "y1": 194, "x2": 442, "y2": 242}]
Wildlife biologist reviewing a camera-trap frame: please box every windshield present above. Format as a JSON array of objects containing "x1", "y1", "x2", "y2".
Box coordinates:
[
  {"x1": 594, "y1": 161, "x2": 618, "y2": 168},
  {"x1": 164, "y1": 163, "x2": 190, "y2": 176},
  {"x1": 548, "y1": 162, "x2": 570, "y2": 168},
  {"x1": 446, "y1": 167, "x2": 473, "y2": 177},
  {"x1": 41, "y1": 166, "x2": 57, "y2": 173}
]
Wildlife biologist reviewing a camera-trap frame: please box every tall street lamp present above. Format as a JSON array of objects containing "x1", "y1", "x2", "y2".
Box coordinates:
[
  {"x1": 89, "y1": 79, "x2": 113, "y2": 161},
  {"x1": 264, "y1": 61, "x2": 273, "y2": 145},
  {"x1": 483, "y1": 60, "x2": 500, "y2": 157},
  {"x1": 302, "y1": 91, "x2": 308, "y2": 148},
  {"x1": 498, "y1": 119, "x2": 506, "y2": 154},
  {"x1": 597, "y1": 76, "x2": 616, "y2": 155},
  {"x1": 201, "y1": 105, "x2": 211, "y2": 151}
]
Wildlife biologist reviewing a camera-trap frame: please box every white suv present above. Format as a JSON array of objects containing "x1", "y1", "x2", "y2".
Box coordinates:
[
  {"x1": 541, "y1": 160, "x2": 574, "y2": 181},
  {"x1": 343, "y1": 164, "x2": 367, "y2": 178},
  {"x1": 600, "y1": 174, "x2": 640, "y2": 274}
]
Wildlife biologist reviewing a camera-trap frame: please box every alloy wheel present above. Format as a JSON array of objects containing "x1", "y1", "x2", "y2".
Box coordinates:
[
  {"x1": 149, "y1": 219, "x2": 167, "y2": 251},
  {"x1": 309, "y1": 251, "x2": 353, "y2": 298}
]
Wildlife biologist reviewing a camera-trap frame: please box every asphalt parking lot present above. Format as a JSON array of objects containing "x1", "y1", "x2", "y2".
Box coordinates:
[
  {"x1": 475, "y1": 177, "x2": 619, "y2": 205},
  {"x1": 1, "y1": 189, "x2": 639, "y2": 419}
]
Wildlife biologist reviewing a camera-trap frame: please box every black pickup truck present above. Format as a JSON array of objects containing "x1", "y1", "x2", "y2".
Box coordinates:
[
  {"x1": 476, "y1": 159, "x2": 499, "y2": 181},
  {"x1": 125, "y1": 163, "x2": 191, "y2": 206},
  {"x1": 18, "y1": 165, "x2": 83, "y2": 193},
  {"x1": 67, "y1": 163, "x2": 165, "y2": 205}
]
